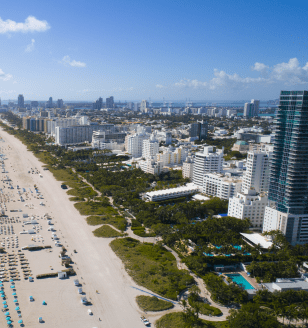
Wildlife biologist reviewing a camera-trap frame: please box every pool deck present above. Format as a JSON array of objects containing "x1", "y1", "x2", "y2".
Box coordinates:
[{"x1": 223, "y1": 270, "x2": 260, "y2": 290}]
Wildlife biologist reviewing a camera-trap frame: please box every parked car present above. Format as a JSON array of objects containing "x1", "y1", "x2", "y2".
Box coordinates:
[{"x1": 140, "y1": 317, "x2": 150, "y2": 326}]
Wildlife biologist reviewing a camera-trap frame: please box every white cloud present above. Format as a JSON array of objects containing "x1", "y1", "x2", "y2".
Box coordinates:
[
  {"x1": 25, "y1": 39, "x2": 35, "y2": 52},
  {"x1": 271, "y1": 58, "x2": 308, "y2": 84},
  {"x1": 0, "y1": 16, "x2": 50, "y2": 34},
  {"x1": 173, "y1": 58, "x2": 308, "y2": 91},
  {"x1": 60, "y1": 55, "x2": 86, "y2": 68},
  {"x1": 156, "y1": 84, "x2": 165, "y2": 89},
  {"x1": 251, "y1": 62, "x2": 269, "y2": 73},
  {"x1": 0, "y1": 69, "x2": 12, "y2": 81}
]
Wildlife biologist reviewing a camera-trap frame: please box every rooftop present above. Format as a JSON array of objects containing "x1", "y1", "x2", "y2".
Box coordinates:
[{"x1": 240, "y1": 232, "x2": 273, "y2": 249}]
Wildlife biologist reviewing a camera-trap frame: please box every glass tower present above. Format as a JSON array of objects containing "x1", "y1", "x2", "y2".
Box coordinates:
[{"x1": 269, "y1": 90, "x2": 308, "y2": 215}]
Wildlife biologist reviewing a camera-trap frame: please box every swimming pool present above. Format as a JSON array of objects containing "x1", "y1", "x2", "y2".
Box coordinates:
[{"x1": 225, "y1": 274, "x2": 255, "y2": 290}]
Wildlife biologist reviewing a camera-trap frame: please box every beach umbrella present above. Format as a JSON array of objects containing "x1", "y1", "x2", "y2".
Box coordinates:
[
  {"x1": 13, "y1": 299, "x2": 17, "y2": 303},
  {"x1": 3, "y1": 305, "x2": 7, "y2": 308},
  {"x1": 9, "y1": 279, "x2": 13, "y2": 282},
  {"x1": 15, "y1": 307, "x2": 19, "y2": 311},
  {"x1": 0, "y1": 290, "x2": 4, "y2": 294},
  {"x1": 10, "y1": 285, "x2": 14, "y2": 289},
  {"x1": 4, "y1": 311, "x2": 9, "y2": 315},
  {"x1": 12, "y1": 292, "x2": 16, "y2": 296},
  {"x1": 7, "y1": 321, "x2": 11, "y2": 324},
  {"x1": 18, "y1": 320, "x2": 22, "y2": 324},
  {"x1": 6, "y1": 316, "x2": 10, "y2": 320},
  {"x1": 2, "y1": 301, "x2": 6, "y2": 304},
  {"x1": 42, "y1": 300, "x2": 46, "y2": 305}
]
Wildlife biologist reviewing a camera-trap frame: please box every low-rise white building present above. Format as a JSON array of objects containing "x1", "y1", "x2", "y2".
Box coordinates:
[
  {"x1": 144, "y1": 184, "x2": 199, "y2": 202},
  {"x1": 263, "y1": 207, "x2": 308, "y2": 245},
  {"x1": 156, "y1": 146, "x2": 188, "y2": 166},
  {"x1": 138, "y1": 158, "x2": 163, "y2": 175},
  {"x1": 202, "y1": 173, "x2": 242, "y2": 200},
  {"x1": 228, "y1": 189, "x2": 268, "y2": 228}
]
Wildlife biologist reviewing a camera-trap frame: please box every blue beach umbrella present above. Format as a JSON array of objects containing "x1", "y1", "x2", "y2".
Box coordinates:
[
  {"x1": 2, "y1": 301, "x2": 6, "y2": 304},
  {"x1": 3, "y1": 304, "x2": 7, "y2": 308},
  {"x1": 15, "y1": 307, "x2": 19, "y2": 311},
  {"x1": 9, "y1": 279, "x2": 13, "y2": 282},
  {"x1": 10, "y1": 286, "x2": 14, "y2": 289},
  {"x1": 0, "y1": 290, "x2": 4, "y2": 294},
  {"x1": 12, "y1": 292, "x2": 16, "y2": 296},
  {"x1": 6, "y1": 316, "x2": 10, "y2": 320},
  {"x1": 18, "y1": 320, "x2": 23, "y2": 324},
  {"x1": 1, "y1": 295, "x2": 5, "y2": 298},
  {"x1": 13, "y1": 299, "x2": 18, "y2": 303},
  {"x1": 4, "y1": 311, "x2": 9, "y2": 315},
  {"x1": 7, "y1": 321, "x2": 11, "y2": 324}
]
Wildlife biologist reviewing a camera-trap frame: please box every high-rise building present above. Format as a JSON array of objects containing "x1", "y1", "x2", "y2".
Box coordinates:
[
  {"x1": 93, "y1": 97, "x2": 103, "y2": 110},
  {"x1": 189, "y1": 120, "x2": 208, "y2": 140},
  {"x1": 125, "y1": 130, "x2": 150, "y2": 157},
  {"x1": 140, "y1": 100, "x2": 149, "y2": 113},
  {"x1": 18, "y1": 94, "x2": 24, "y2": 108},
  {"x1": 57, "y1": 99, "x2": 64, "y2": 108},
  {"x1": 251, "y1": 99, "x2": 260, "y2": 116},
  {"x1": 142, "y1": 135, "x2": 159, "y2": 159},
  {"x1": 243, "y1": 99, "x2": 260, "y2": 118},
  {"x1": 192, "y1": 146, "x2": 224, "y2": 188},
  {"x1": 106, "y1": 96, "x2": 114, "y2": 108},
  {"x1": 263, "y1": 91, "x2": 308, "y2": 244},
  {"x1": 46, "y1": 97, "x2": 53, "y2": 108},
  {"x1": 241, "y1": 151, "x2": 272, "y2": 194}
]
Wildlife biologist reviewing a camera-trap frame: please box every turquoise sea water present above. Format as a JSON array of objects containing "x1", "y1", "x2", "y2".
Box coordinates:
[{"x1": 225, "y1": 274, "x2": 255, "y2": 290}]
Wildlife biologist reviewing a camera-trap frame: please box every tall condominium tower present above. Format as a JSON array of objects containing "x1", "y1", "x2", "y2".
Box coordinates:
[
  {"x1": 18, "y1": 94, "x2": 24, "y2": 108},
  {"x1": 192, "y1": 146, "x2": 224, "y2": 188},
  {"x1": 106, "y1": 96, "x2": 114, "y2": 108},
  {"x1": 263, "y1": 91, "x2": 308, "y2": 244},
  {"x1": 241, "y1": 150, "x2": 272, "y2": 194},
  {"x1": 189, "y1": 120, "x2": 208, "y2": 140},
  {"x1": 243, "y1": 99, "x2": 260, "y2": 118}
]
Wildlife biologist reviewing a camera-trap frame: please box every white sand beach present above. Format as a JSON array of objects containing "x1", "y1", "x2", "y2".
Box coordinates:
[{"x1": 0, "y1": 126, "x2": 173, "y2": 328}]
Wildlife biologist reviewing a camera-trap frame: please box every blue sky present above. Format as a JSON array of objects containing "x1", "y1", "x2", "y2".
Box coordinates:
[{"x1": 1, "y1": 0, "x2": 308, "y2": 101}]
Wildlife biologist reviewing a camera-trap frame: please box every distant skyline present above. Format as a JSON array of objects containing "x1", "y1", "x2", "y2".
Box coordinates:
[{"x1": 1, "y1": 0, "x2": 308, "y2": 101}]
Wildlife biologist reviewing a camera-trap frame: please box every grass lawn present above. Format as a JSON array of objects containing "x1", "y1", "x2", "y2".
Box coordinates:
[
  {"x1": 188, "y1": 298, "x2": 222, "y2": 316},
  {"x1": 86, "y1": 215, "x2": 126, "y2": 232},
  {"x1": 136, "y1": 295, "x2": 173, "y2": 312},
  {"x1": 110, "y1": 238, "x2": 194, "y2": 300},
  {"x1": 74, "y1": 200, "x2": 116, "y2": 216},
  {"x1": 93, "y1": 225, "x2": 123, "y2": 238},
  {"x1": 67, "y1": 186, "x2": 98, "y2": 198},
  {"x1": 69, "y1": 196, "x2": 85, "y2": 202},
  {"x1": 155, "y1": 312, "x2": 229, "y2": 328},
  {"x1": 49, "y1": 168, "x2": 87, "y2": 189}
]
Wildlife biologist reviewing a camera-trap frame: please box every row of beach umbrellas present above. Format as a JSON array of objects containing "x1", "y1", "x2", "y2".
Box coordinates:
[{"x1": 1, "y1": 279, "x2": 23, "y2": 325}]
